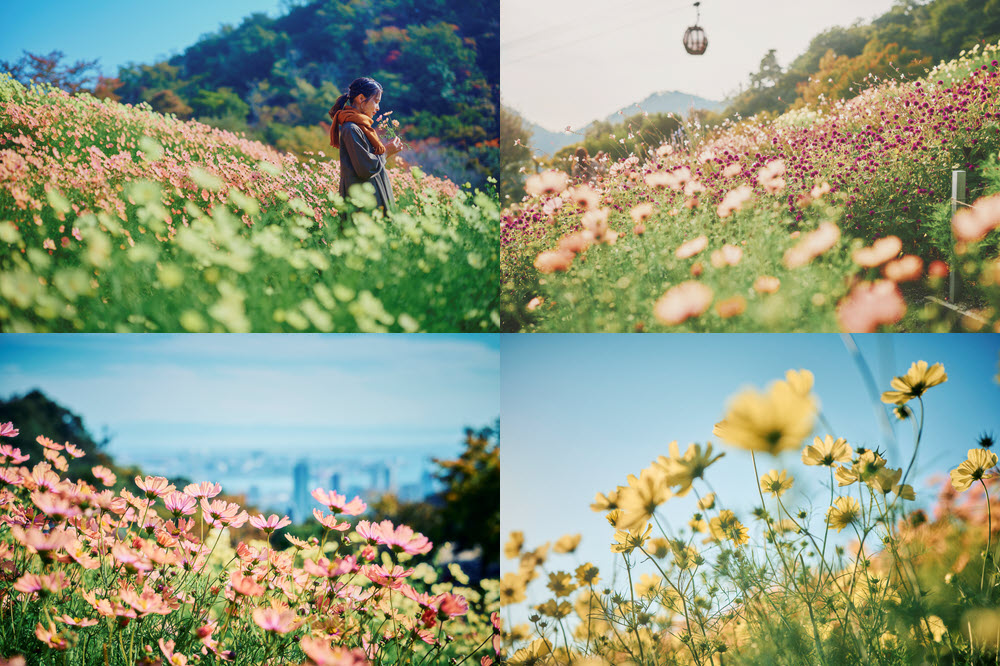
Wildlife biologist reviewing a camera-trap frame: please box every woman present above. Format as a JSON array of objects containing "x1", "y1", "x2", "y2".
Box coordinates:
[
  {"x1": 329, "y1": 77, "x2": 404, "y2": 212},
  {"x1": 571, "y1": 146, "x2": 596, "y2": 184}
]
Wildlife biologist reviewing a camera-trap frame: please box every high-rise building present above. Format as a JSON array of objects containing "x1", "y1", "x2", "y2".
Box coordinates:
[{"x1": 292, "y1": 459, "x2": 310, "y2": 523}]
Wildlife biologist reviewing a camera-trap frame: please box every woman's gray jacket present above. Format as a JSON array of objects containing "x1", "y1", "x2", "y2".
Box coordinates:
[{"x1": 338, "y1": 122, "x2": 395, "y2": 211}]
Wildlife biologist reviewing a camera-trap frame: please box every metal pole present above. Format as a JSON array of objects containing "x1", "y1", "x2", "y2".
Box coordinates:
[{"x1": 950, "y1": 170, "x2": 966, "y2": 302}]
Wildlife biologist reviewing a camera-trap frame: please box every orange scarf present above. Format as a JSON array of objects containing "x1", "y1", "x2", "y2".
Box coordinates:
[{"x1": 330, "y1": 107, "x2": 386, "y2": 155}]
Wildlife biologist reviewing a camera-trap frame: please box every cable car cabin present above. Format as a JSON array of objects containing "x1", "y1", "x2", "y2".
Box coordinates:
[
  {"x1": 683, "y1": 2, "x2": 708, "y2": 55},
  {"x1": 683, "y1": 26, "x2": 707, "y2": 55}
]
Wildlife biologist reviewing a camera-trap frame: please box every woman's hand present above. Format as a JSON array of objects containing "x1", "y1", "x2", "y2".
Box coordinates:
[{"x1": 386, "y1": 136, "x2": 404, "y2": 156}]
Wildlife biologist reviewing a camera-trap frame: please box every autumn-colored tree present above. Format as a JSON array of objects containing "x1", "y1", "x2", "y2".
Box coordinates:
[
  {"x1": 91, "y1": 75, "x2": 124, "y2": 102},
  {"x1": 148, "y1": 89, "x2": 193, "y2": 119},
  {"x1": 0, "y1": 50, "x2": 100, "y2": 94},
  {"x1": 794, "y1": 41, "x2": 932, "y2": 108}
]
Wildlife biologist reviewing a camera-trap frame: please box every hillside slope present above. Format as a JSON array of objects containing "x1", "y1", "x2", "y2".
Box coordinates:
[{"x1": 0, "y1": 75, "x2": 500, "y2": 332}]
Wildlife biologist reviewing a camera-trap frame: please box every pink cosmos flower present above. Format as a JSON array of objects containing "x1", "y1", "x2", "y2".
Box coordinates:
[
  {"x1": 653, "y1": 282, "x2": 714, "y2": 326},
  {"x1": 230, "y1": 572, "x2": 265, "y2": 597},
  {"x1": 11, "y1": 526, "x2": 73, "y2": 556},
  {"x1": 299, "y1": 637, "x2": 371, "y2": 666},
  {"x1": 252, "y1": 601, "x2": 302, "y2": 634},
  {"x1": 754, "y1": 276, "x2": 781, "y2": 293},
  {"x1": 120, "y1": 585, "x2": 176, "y2": 617},
  {"x1": 14, "y1": 571, "x2": 68, "y2": 595},
  {"x1": 35, "y1": 436, "x2": 62, "y2": 451},
  {"x1": 30, "y1": 491, "x2": 81, "y2": 518},
  {"x1": 361, "y1": 564, "x2": 415, "y2": 590},
  {"x1": 91, "y1": 465, "x2": 116, "y2": 486},
  {"x1": 952, "y1": 193, "x2": 1000, "y2": 242},
  {"x1": 717, "y1": 185, "x2": 753, "y2": 218},
  {"x1": 524, "y1": 170, "x2": 568, "y2": 197},
  {"x1": 303, "y1": 555, "x2": 357, "y2": 579},
  {"x1": 0, "y1": 422, "x2": 18, "y2": 438},
  {"x1": 629, "y1": 203, "x2": 653, "y2": 224},
  {"x1": 836, "y1": 280, "x2": 906, "y2": 333},
  {"x1": 852, "y1": 236, "x2": 902, "y2": 267},
  {"x1": 783, "y1": 222, "x2": 840, "y2": 268},
  {"x1": 63, "y1": 443, "x2": 85, "y2": 458},
  {"x1": 534, "y1": 249, "x2": 574, "y2": 273},
  {"x1": 313, "y1": 509, "x2": 351, "y2": 531},
  {"x1": 200, "y1": 498, "x2": 249, "y2": 528},
  {"x1": 311, "y1": 489, "x2": 366, "y2": 516},
  {"x1": 184, "y1": 481, "x2": 222, "y2": 499},
  {"x1": 35, "y1": 622, "x2": 68, "y2": 650},
  {"x1": 380, "y1": 524, "x2": 432, "y2": 555},
  {"x1": 135, "y1": 475, "x2": 175, "y2": 499},
  {"x1": 164, "y1": 491, "x2": 197, "y2": 516},
  {"x1": 53, "y1": 614, "x2": 98, "y2": 627},
  {"x1": 883, "y1": 255, "x2": 923, "y2": 282},
  {"x1": 249, "y1": 513, "x2": 291, "y2": 533},
  {"x1": 0, "y1": 444, "x2": 29, "y2": 465},
  {"x1": 158, "y1": 638, "x2": 189, "y2": 666},
  {"x1": 722, "y1": 163, "x2": 741, "y2": 178},
  {"x1": 436, "y1": 593, "x2": 469, "y2": 618},
  {"x1": 675, "y1": 235, "x2": 708, "y2": 259},
  {"x1": 710, "y1": 244, "x2": 743, "y2": 268}
]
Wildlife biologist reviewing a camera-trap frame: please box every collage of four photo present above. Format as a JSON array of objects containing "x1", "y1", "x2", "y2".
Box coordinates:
[{"x1": 1, "y1": 0, "x2": 999, "y2": 664}]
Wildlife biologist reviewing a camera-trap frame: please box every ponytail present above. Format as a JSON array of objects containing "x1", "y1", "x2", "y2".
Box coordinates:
[{"x1": 329, "y1": 93, "x2": 350, "y2": 120}]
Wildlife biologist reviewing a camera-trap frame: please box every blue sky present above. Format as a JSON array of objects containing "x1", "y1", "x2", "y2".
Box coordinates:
[
  {"x1": 0, "y1": 334, "x2": 500, "y2": 457},
  {"x1": 500, "y1": 334, "x2": 1000, "y2": 615},
  {"x1": 2, "y1": 0, "x2": 287, "y2": 77}
]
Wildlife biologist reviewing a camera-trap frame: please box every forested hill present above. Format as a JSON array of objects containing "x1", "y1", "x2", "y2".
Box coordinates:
[
  {"x1": 112, "y1": 0, "x2": 499, "y2": 190},
  {"x1": 727, "y1": 0, "x2": 1000, "y2": 119}
]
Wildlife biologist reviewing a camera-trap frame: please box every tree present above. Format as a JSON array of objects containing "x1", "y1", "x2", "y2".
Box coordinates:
[
  {"x1": 499, "y1": 106, "x2": 534, "y2": 204},
  {"x1": 0, "y1": 390, "x2": 112, "y2": 483},
  {"x1": 794, "y1": 41, "x2": 931, "y2": 108},
  {"x1": 190, "y1": 86, "x2": 250, "y2": 120},
  {"x1": 0, "y1": 50, "x2": 100, "y2": 94},
  {"x1": 148, "y1": 89, "x2": 193, "y2": 118},
  {"x1": 750, "y1": 49, "x2": 783, "y2": 90}
]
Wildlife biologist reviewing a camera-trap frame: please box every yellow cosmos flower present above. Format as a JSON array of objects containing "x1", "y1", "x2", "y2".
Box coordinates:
[
  {"x1": 605, "y1": 509, "x2": 623, "y2": 528},
  {"x1": 951, "y1": 448, "x2": 999, "y2": 491},
  {"x1": 672, "y1": 541, "x2": 702, "y2": 570},
  {"x1": 835, "y1": 449, "x2": 886, "y2": 487},
  {"x1": 802, "y1": 435, "x2": 852, "y2": 467},
  {"x1": 546, "y1": 571, "x2": 577, "y2": 598},
  {"x1": 590, "y1": 487, "x2": 622, "y2": 512},
  {"x1": 553, "y1": 533, "x2": 582, "y2": 554},
  {"x1": 504, "y1": 531, "x2": 525, "y2": 559},
  {"x1": 575, "y1": 562, "x2": 600, "y2": 586},
  {"x1": 500, "y1": 572, "x2": 527, "y2": 606},
  {"x1": 509, "y1": 638, "x2": 551, "y2": 666},
  {"x1": 617, "y1": 466, "x2": 672, "y2": 531},
  {"x1": 635, "y1": 573, "x2": 662, "y2": 598},
  {"x1": 689, "y1": 514, "x2": 709, "y2": 533},
  {"x1": 611, "y1": 524, "x2": 652, "y2": 554},
  {"x1": 647, "y1": 537, "x2": 670, "y2": 559},
  {"x1": 697, "y1": 493, "x2": 716, "y2": 510},
  {"x1": 709, "y1": 509, "x2": 749, "y2": 546},
  {"x1": 869, "y1": 466, "x2": 902, "y2": 495},
  {"x1": 536, "y1": 599, "x2": 572, "y2": 619},
  {"x1": 760, "y1": 469, "x2": 794, "y2": 497},
  {"x1": 654, "y1": 441, "x2": 724, "y2": 496},
  {"x1": 713, "y1": 370, "x2": 817, "y2": 454},
  {"x1": 880, "y1": 361, "x2": 947, "y2": 405},
  {"x1": 826, "y1": 496, "x2": 861, "y2": 532}
]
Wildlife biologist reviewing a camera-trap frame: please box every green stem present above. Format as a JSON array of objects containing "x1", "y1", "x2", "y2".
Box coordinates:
[
  {"x1": 982, "y1": 478, "x2": 992, "y2": 593},
  {"x1": 623, "y1": 553, "x2": 646, "y2": 664}
]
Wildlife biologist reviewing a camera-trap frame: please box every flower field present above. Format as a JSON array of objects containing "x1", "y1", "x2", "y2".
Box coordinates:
[
  {"x1": 502, "y1": 358, "x2": 1000, "y2": 665},
  {"x1": 0, "y1": 74, "x2": 500, "y2": 332},
  {"x1": 501, "y1": 43, "x2": 1000, "y2": 332},
  {"x1": 0, "y1": 420, "x2": 500, "y2": 665}
]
